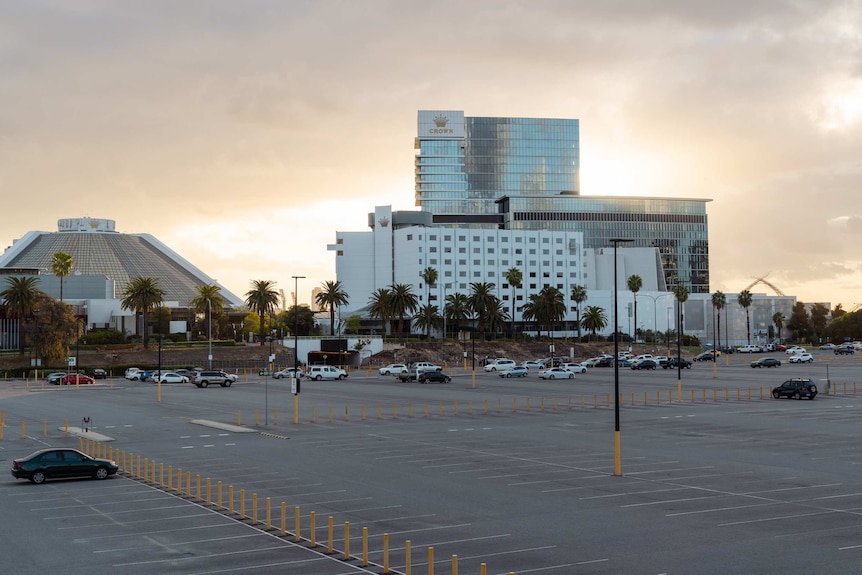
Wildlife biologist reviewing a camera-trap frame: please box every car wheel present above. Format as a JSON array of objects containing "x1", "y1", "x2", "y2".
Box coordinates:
[
  {"x1": 568, "y1": 373, "x2": 574, "y2": 379},
  {"x1": 200, "y1": 381, "x2": 208, "y2": 388},
  {"x1": 794, "y1": 391, "x2": 801, "y2": 400},
  {"x1": 772, "y1": 390, "x2": 780, "y2": 399},
  {"x1": 315, "y1": 375, "x2": 322, "y2": 381},
  {"x1": 505, "y1": 373, "x2": 511, "y2": 378},
  {"x1": 31, "y1": 470, "x2": 46, "y2": 484},
  {"x1": 338, "y1": 374, "x2": 345, "y2": 380},
  {"x1": 549, "y1": 374, "x2": 555, "y2": 379},
  {"x1": 94, "y1": 466, "x2": 110, "y2": 480}
]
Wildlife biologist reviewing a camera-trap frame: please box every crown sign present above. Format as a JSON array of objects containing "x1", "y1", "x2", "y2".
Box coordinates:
[
  {"x1": 433, "y1": 114, "x2": 448, "y2": 127},
  {"x1": 378, "y1": 217, "x2": 390, "y2": 228}
]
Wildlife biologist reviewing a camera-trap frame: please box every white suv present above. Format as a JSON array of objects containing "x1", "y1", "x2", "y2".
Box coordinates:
[
  {"x1": 307, "y1": 365, "x2": 348, "y2": 380},
  {"x1": 484, "y1": 358, "x2": 516, "y2": 372},
  {"x1": 561, "y1": 362, "x2": 587, "y2": 374}
]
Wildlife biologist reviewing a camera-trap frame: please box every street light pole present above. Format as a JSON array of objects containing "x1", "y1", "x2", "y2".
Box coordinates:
[
  {"x1": 207, "y1": 297, "x2": 212, "y2": 370},
  {"x1": 292, "y1": 276, "x2": 305, "y2": 372},
  {"x1": 610, "y1": 238, "x2": 633, "y2": 477}
]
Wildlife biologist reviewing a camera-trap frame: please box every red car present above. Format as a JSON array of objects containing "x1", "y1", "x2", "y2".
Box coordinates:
[{"x1": 56, "y1": 373, "x2": 94, "y2": 385}]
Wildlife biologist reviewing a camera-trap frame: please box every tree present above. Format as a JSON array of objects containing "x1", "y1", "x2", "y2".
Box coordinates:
[
  {"x1": 419, "y1": 268, "x2": 438, "y2": 338},
  {"x1": 483, "y1": 297, "x2": 509, "y2": 336},
  {"x1": 283, "y1": 305, "x2": 316, "y2": 336},
  {"x1": 412, "y1": 304, "x2": 442, "y2": 337},
  {"x1": 344, "y1": 314, "x2": 362, "y2": 334},
  {"x1": 120, "y1": 277, "x2": 164, "y2": 347},
  {"x1": 1, "y1": 276, "x2": 42, "y2": 354},
  {"x1": 444, "y1": 292, "x2": 471, "y2": 337},
  {"x1": 627, "y1": 275, "x2": 642, "y2": 341},
  {"x1": 772, "y1": 311, "x2": 785, "y2": 342},
  {"x1": 190, "y1": 284, "x2": 225, "y2": 341},
  {"x1": 675, "y1": 284, "x2": 689, "y2": 353},
  {"x1": 810, "y1": 303, "x2": 829, "y2": 340},
  {"x1": 245, "y1": 280, "x2": 279, "y2": 346},
  {"x1": 28, "y1": 292, "x2": 77, "y2": 361},
  {"x1": 581, "y1": 306, "x2": 607, "y2": 340},
  {"x1": 737, "y1": 289, "x2": 753, "y2": 345},
  {"x1": 388, "y1": 283, "x2": 419, "y2": 338},
  {"x1": 51, "y1": 251, "x2": 74, "y2": 303},
  {"x1": 787, "y1": 302, "x2": 811, "y2": 341},
  {"x1": 504, "y1": 267, "x2": 523, "y2": 337},
  {"x1": 521, "y1": 286, "x2": 565, "y2": 338},
  {"x1": 712, "y1": 291, "x2": 726, "y2": 348},
  {"x1": 315, "y1": 280, "x2": 350, "y2": 336},
  {"x1": 468, "y1": 282, "x2": 497, "y2": 337},
  {"x1": 832, "y1": 303, "x2": 847, "y2": 319},
  {"x1": 368, "y1": 288, "x2": 393, "y2": 335},
  {"x1": 570, "y1": 285, "x2": 588, "y2": 340}
]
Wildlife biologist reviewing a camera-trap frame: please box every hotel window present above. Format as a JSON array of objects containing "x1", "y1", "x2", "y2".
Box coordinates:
[
  {"x1": 430, "y1": 235, "x2": 437, "y2": 241},
  {"x1": 487, "y1": 260, "x2": 495, "y2": 265},
  {"x1": 530, "y1": 283, "x2": 537, "y2": 289},
  {"x1": 556, "y1": 249, "x2": 563, "y2": 255},
  {"x1": 473, "y1": 236, "x2": 480, "y2": 242},
  {"x1": 459, "y1": 271, "x2": 466, "y2": 277},
  {"x1": 529, "y1": 272, "x2": 536, "y2": 278},
  {"x1": 444, "y1": 259, "x2": 451, "y2": 265},
  {"x1": 407, "y1": 234, "x2": 413, "y2": 240},
  {"x1": 502, "y1": 260, "x2": 508, "y2": 266},
  {"x1": 542, "y1": 238, "x2": 549, "y2": 244},
  {"x1": 502, "y1": 237, "x2": 509, "y2": 243},
  {"x1": 529, "y1": 249, "x2": 536, "y2": 255},
  {"x1": 337, "y1": 250, "x2": 343, "y2": 256},
  {"x1": 515, "y1": 237, "x2": 523, "y2": 243},
  {"x1": 459, "y1": 259, "x2": 466, "y2": 265},
  {"x1": 444, "y1": 235, "x2": 451, "y2": 241},
  {"x1": 459, "y1": 247, "x2": 466, "y2": 253},
  {"x1": 430, "y1": 259, "x2": 437, "y2": 265},
  {"x1": 543, "y1": 249, "x2": 549, "y2": 255},
  {"x1": 473, "y1": 247, "x2": 480, "y2": 253},
  {"x1": 515, "y1": 248, "x2": 522, "y2": 254},
  {"x1": 473, "y1": 271, "x2": 481, "y2": 277},
  {"x1": 429, "y1": 247, "x2": 437, "y2": 252},
  {"x1": 473, "y1": 259, "x2": 481, "y2": 265},
  {"x1": 444, "y1": 247, "x2": 452, "y2": 253},
  {"x1": 459, "y1": 235, "x2": 466, "y2": 241}
]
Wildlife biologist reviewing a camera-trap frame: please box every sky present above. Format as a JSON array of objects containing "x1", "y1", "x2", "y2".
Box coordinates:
[{"x1": 1, "y1": 1, "x2": 861, "y2": 309}]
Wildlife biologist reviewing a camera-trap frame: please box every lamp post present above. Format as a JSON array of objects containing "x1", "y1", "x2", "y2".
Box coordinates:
[
  {"x1": 292, "y1": 276, "x2": 305, "y2": 373},
  {"x1": 610, "y1": 238, "x2": 633, "y2": 477},
  {"x1": 666, "y1": 306, "x2": 672, "y2": 354},
  {"x1": 641, "y1": 293, "x2": 672, "y2": 346},
  {"x1": 207, "y1": 297, "x2": 212, "y2": 370},
  {"x1": 157, "y1": 304, "x2": 163, "y2": 403}
]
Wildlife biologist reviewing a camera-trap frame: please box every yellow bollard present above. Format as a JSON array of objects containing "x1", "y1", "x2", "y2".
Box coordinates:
[
  {"x1": 452, "y1": 555, "x2": 458, "y2": 575},
  {"x1": 428, "y1": 546, "x2": 434, "y2": 575},
  {"x1": 725, "y1": 388, "x2": 729, "y2": 401},
  {"x1": 43, "y1": 420, "x2": 47, "y2": 437},
  {"x1": 206, "y1": 477, "x2": 211, "y2": 505},
  {"x1": 410, "y1": 402, "x2": 414, "y2": 417},
  {"x1": 255, "y1": 410, "x2": 259, "y2": 426},
  {"x1": 329, "y1": 407, "x2": 333, "y2": 422},
  {"x1": 151, "y1": 460, "x2": 155, "y2": 485},
  {"x1": 229, "y1": 485, "x2": 234, "y2": 515},
  {"x1": 137, "y1": 456, "x2": 142, "y2": 480},
  {"x1": 362, "y1": 526, "x2": 369, "y2": 566},
  {"x1": 252, "y1": 493, "x2": 258, "y2": 524},
  {"x1": 312, "y1": 407, "x2": 316, "y2": 422},
  {"x1": 480, "y1": 563, "x2": 486, "y2": 575},
  {"x1": 237, "y1": 411, "x2": 241, "y2": 426},
  {"x1": 630, "y1": 393, "x2": 634, "y2": 406},
  {"x1": 424, "y1": 402, "x2": 429, "y2": 417},
  {"x1": 383, "y1": 532, "x2": 390, "y2": 573},
  {"x1": 737, "y1": 388, "x2": 741, "y2": 401},
  {"x1": 704, "y1": 389, "x2": 707, "y2": 402},
  {"x1": 439, "y1": 401, "x2": 443, "y2": 416},
  {"x1": 714, "y1": 388, "x2": 717, "y2": 402},
  {"x1": 327, "y1": 516, "x2": 334, "y2": 554},
  {"x1": 394, "y1": 402, "x2": 397, "y2": 419},
  {"x1": 217, "y1": 481, "x2": 222, "y2": 508},
  {"x1": 143, "y1": 458, "x2": 148, "y2": 482},
  {"x1": 186, "y1": 471, "x2": 191, "y2": 496},
  {"x1": 159, "y1": 463, "x2": 164, "y2": 487},
  {"x1": 514, "y1": 397, "x2": 517, "y2": 412},
  {"x1": 454, "y1": 400, "x2": 459, "y2": 415},
  {"x1": 469, "y1": 400, "x2": 473, "y2": 415},
  {"x1": 274, "y1": 409, "x2": 278, "y2": 425},
  {"x1": 310, "y1": 511, "x2": 316, "y2": 547},
  {"x1": 281, "y1": 501, "x2": 286, "y2": 536},
  {"x1": 21, "y1": 421, "x2": 25, "y2": 439},
  {"x1": 295, "y1": 506, "x2": 301, "y2": 541},
  {"x1": 345, "y1": 405, "x2": 349, "y2": 421},
  {"x1": 656, "y1": 390, "x2": 660, "y2": 404},
  {"x1": 555, "y1": 397, "x2": 559, "y2": 410},
  {"x1": 240, "y1": 489, "x2": 245, "y2": 519},
  {"x1": 405, "y1": 539, "x2": 412, "y2": 575},
  {"x1": 167, "y1": 465, "x2": 173, "y2": 490},
  {"x1": 344, "y1": 521, "x2": 350, "y2": 559},
  {"x1": 748, "y1": 387, "x2": 751, "y2": 400}
]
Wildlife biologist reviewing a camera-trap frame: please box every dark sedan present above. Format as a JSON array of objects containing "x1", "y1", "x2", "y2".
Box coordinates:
[
  {"x1": 631, "y1": 359, "x2": 658, "y2": 370},
  {"x1": 11, "y1": 448, "x2": 118, "y2": 484},
  {"x1": 751, "y1": 357, "x2": 781, "y2": 368},
  {"x1": 418, "y1": 371, "x2": 451, "y2": 384}
]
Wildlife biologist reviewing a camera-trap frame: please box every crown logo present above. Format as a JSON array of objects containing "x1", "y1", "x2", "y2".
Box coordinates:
[
  {"x1": 378, "y1": 217, "x2": 390, "y2": 228},
  {"x1": 433, "y1": 114, "x2": 448, "y2": 127}
]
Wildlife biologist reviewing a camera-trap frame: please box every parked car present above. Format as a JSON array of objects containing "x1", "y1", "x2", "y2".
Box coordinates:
[
  {"x1": 772, "y1": 378, "x2": 818, "y2": 400},
  {"x1": 788, "y1": 353, "x2": 814, "y2": 364},
  {"x1": 378, "y1": 363, "x2": 408, "y2": 376},
  {"x1": 411, "y1": 361, "x2": 442, "y2": 373},
  {"x1": 499, "y1": 366, "x2": 529, "y2": 378},
  {"x1": 538, "y1": 367, "x2": 575, "y2": 379},
  {"x1": 819, "y1": 343, "x2": 836, "y2": 350},
  {"x1": 617, "y1": 358, "x2": 634, "y2": 367},
  {"x1": 663, "y1": 357, "x2": 692, "y2": 369},
  {"x1": 418, "y1": 371, "x2": 451, "y2": 384},
  {"x1": 561, "y1": 362, "x2": 587, "y2": 374},
  {"x1": 47, "y1": 372, "x2": 67, "y2": 385},
  {"x1": 834, "y1": 346, "x2": 854, "y2": 355},
  {"x1": 11, "y1": 448, "x2": 118, "y2": 484},
  {"x1": 192, "y1": 370, "x2": 233, "y2": 388},
  {"x1": 174, "y1": 369, "x2": 195, "y2": 380},
  {"x1": 737, "y1": 345, "x2": 761, "y2": 353},
  {"x1": 91, "y1": 368, "x2": 107, "y2": 379},
  {"x1": 307, "y1": 365, "x2": 348, "y2": 381},
  {"x1": 484, "y1": 358, "x2": 517, "y2": 372},
  {"x1": 594, "y1": 356, "x2": 614, "y2": 367},
  {"x1": 520, "y1": 360, "x2": 544, "y2": 370},
  {"x1": 581, "y1": 357, "x2": 603, "y2": 368},
  {"x1": 398, "y1": 369, "x2": 423, "y2": 382},
  {"x1": 220, "y1": 371, "x2": 239, "y2": 383},
  {"x1": 155, "y1": 372, "x2": 189, "y2": 384},
  {"x1": 751, "y1": 357, "x2": 781, "y2": 368},
  {"x1": 124, "y1": 367, "x2": 142, "y2": 380},
  {"x1": 631, "y1": 359, "x2": 658, "y2": 370},
  {"x1": 57, "y1": 373, "x2": 94, "y2": 385},
  {"x1": 694, "y1": 351, "x2": 717, "y2": 362},
  {"x1": 275, "y1": 367, "x2": 305, "y2": 379},
  {"x1": 654, "y1": 355, "x2": 669, "y2": 366},
  {"x1": 785, "y1": 346, "x2": 806, "y2": 355}
]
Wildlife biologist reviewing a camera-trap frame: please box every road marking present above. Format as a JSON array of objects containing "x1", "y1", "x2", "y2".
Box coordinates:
[{"x1": 719, "y1": 510, "x2": 836, "y2": 526}]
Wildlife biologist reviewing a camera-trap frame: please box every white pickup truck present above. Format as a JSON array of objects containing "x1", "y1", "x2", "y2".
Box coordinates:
[
  {"x1": 411, "y1": 362, "x2": 442, "y2": 372},
  {"x1": 737, "y1": 345, "x2": 762, "y2": 353}
]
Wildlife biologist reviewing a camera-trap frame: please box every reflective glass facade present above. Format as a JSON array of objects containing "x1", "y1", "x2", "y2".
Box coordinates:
[{"x1": 415, "y1": 113, "x2": 579, "y2": 214}]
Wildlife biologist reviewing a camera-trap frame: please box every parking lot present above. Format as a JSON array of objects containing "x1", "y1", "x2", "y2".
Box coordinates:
[{"x1": 3, "y1": 350, "x2": 862, "y2": 574}]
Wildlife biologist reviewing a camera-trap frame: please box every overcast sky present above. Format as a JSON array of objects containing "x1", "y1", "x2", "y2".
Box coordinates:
[{"x1": 2, "y1": 1, "x2": 861, "y2": 309}]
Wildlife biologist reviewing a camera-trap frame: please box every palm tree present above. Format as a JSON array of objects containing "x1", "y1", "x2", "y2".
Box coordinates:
[
  {"x1": 444, "y1": 292, "x2": 471, "y2": 337},
  {"x1": 468, "y1": 282, "x2": 497, "y2": 337},
  {"x1": 521, "y1": 286, "x2": 565, "y2": 338},
  {"x1": 773, "y1": 311, "x2": 785, "y2": 343},
  {"x1": 483, "y1": 297, "x2": 509, "y2": 337},
  {"x1": 627, "y1": 275, "x2": 642, "y2": 342},
  {"x1": 712, "y1": 291, "x2": 726, "y2": 349},
  {"x1": 191, "y1": 284, "x2": 225, "y2": 340},
  {"x1": 1, "y1": 276, "x2": 41, "y2": 354},
  {"x1": 388, "y1": 283, "x2": 419, "y2": 338},
  {"x1": 368, "y1": 288, "x2": 393, "y2": 335},
  {"x1": 315, "y1": 280, "x2": 350, "y2": 336},
  {"x1": 674, "y1": 284, "x2": 689, "y2": 338},
  {"x1": 120, "y1": 277, "x2": 165, "y2": 347},
  {"x1": 581, "y1": 305, "x2": 607, "y2": 341},
  {"x1": 419, "y1": 267, "x2": 438, "y2": 338},
  {"x1": 412, "y1": 304, "x2": 442, "y2": 336},
  {"x1": 245, "y1": 280, "x2": 279, "y2": 346},
  {"x1": 51, "y1": 251, "x2": 74, "y2": 303},
  {"x1": 570, "y1": 285, "x2": 588, "y2": 340},
  {"x1": 738, "y1": 289, "x2": 753, "y2": 344},
  {"x1": 504, "y1": 267, "x2": 523, "y2": 338}
]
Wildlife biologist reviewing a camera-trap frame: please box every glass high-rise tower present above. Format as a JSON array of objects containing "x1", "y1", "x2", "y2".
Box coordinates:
[{"x1": 414, "y1": 110, "x2": 710, "y2": 293}]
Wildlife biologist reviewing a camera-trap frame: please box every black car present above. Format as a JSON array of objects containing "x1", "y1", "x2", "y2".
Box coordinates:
[
  {"x1": 834, "y1": 346, "x2": 855, "y2": 355},
  {"x1": 663, "y1": 357, "x2": 692, "y2": 369},
  {"x1": 594, "y1": 357, "x2": 614, "y2": 368},
  {"x1": 91, "y1": 368, "x2": 107, "y2": 379},
  {"x1": 418, "y1": 371, "x2": 451, "y2": 384},
  {"x1": 631, "y1": 359, "x2": 658, "y2": 370},
  {"x1": 11, "y1": 448, "x2": 119, "y2": 484},
  {"x1": 772, "y1": 378, "x2": 818, "y2": 400},
  {"x1": 694, "y1": 351, "x2": 717, "y2": 362},
  {"x1": 751, "y1": 357, "x2": 781, "y2": 368}
]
